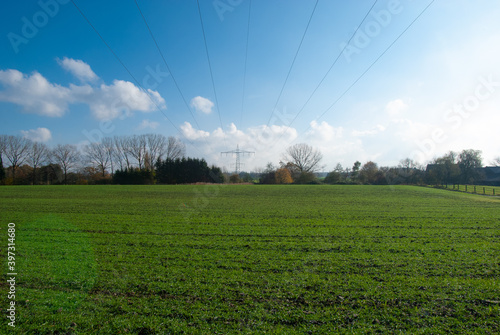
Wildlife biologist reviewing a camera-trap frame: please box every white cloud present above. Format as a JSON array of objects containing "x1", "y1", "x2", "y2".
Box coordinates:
[
  {"x1": 179, "y1": 121, "x2": 368, "y2": 172},
  {"x1": 138, "y1": 119, "x2": 160, "y2": 130},
  {"x1": 58, "y1": 57, "x2": 98, "y2": 82},
  {"x1": 190, "y1": 96, "x2": 214, "y2": 114},
  {"x1": 247, "y1": 124, "x2": 297, "y2": 147},
  {"x1": 88, "y1": 80, "x2": 166, "y2": 120},
  {"x1": 180, "y1": 122, "x2": 210, "y2": 140},
  {"x1": 385, "y1": 99, "x2": 408, "y2": 116},
  {"x1": 177, "y1": 119, "x2": 438, "y2": 171},
  {"x1": 0, "y1": 64, "x2": 166, "y2": 121},
  {"x1": 352, "y1": 124, "x2": 386, "y2": 137},
  {"x1": 21, "y1": 127, "x2": 52, "y2": 142},
  {"x1": 180, "y1": 122, "x2": 298, "y2": 156},
  {"x1": 307, "y1": 120, "x2": 343, "y2": 141},
  {"x1": 179, "y1": 122, "x2": 297, "y2": 167},
  {"x1": 0, "y1": 69, "x2": 72, "y2": 117},
  {"x1": 176, "y1": 86, "x2": 500, "y2": 171}
]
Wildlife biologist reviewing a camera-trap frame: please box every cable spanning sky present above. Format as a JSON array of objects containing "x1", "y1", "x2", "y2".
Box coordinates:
[{"x1": 1, "y1": 0, "x2": 499, "y2": 171}]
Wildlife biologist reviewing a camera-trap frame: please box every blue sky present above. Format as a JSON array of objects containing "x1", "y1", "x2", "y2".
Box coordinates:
[{"x1": 1, "y1": 0, "x2": 499, "y2": 171}]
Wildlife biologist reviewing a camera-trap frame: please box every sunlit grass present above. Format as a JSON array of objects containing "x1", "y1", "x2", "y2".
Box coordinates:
[{"x1": 1, "y1": 185, "x2": 499, "y2": 334}]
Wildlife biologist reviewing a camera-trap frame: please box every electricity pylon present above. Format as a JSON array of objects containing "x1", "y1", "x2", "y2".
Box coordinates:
[{"x1": 221, "y1": 145, "x2": 255, "y2": 174}]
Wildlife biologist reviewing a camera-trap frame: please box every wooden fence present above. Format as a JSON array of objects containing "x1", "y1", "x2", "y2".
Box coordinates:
[{"x1": 439, "y1": 184, "x2": 499, "y2": 196}]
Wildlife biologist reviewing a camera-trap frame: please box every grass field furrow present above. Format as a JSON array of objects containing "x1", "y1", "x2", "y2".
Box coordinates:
[{"x1": 1, "y1": 185, "x2": 499, "y2": 334}]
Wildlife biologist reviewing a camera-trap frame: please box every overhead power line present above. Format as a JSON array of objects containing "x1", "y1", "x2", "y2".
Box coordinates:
[
  {"x1": 133, "y1": 0, "x2": 204, "y2": 134},
  {"x1": 239, "y1": 0, "x2": 252, "y2": 131},
  {"x1": 271, "y1": 0, "x2": 379, "y2": 147},
  {"x1": 69, "y1": 0, "x2": 202, "y2": 154},
  {"x1": 196, "y1": 0, "x2": 227, "y2": 149},
  {"x1": 285, "y1": 0, "x2": 436, "y2": 149},
  {"x1": 265, "y1": 0, "x2": 320, "y2": 127}
]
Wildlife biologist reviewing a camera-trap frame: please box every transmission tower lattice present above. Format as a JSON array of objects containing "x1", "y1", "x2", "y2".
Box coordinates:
[{"x1": 221, "y1": 145, "x2": 255, "y2": 174}]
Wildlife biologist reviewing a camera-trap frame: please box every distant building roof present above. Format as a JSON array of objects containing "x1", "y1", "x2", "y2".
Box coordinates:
[{"x1": 477, "y1": 166, "x2": 500, "y2": 183}]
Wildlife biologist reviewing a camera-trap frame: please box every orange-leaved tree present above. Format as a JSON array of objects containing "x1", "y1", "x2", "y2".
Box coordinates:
[{"x1": 275, "y1": 167, "x2": 293, "y2": 184}]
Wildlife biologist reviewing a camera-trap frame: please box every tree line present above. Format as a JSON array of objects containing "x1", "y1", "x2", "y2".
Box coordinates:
[
  {"x1": 0, "y1": 134, "x2": 187, "y2": 185},
  {"x1": 255, "y1": 144, "x2": 498, "y2": 186},
  {"x1": 1, "y1": 135, "x2": 498, "y2": 186}
]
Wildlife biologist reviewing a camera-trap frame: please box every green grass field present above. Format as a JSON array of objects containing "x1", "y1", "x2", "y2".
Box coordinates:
[{"x1": 1, "y1": 185, "x2": 499, "y2": 334}]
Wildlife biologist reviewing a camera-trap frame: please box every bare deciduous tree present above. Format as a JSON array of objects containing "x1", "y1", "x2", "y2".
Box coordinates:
[
  {"x1": 0, "y1": 135, "x2": 6, "y2": 155},
  {"x1": 144, "y1": 133, "x2": 167, "y2": 170},
  {"x1": 83, "y1": 142, "x2": 110, "y2": 177},
  {"x1": 94, "y1": 135, "x2": 185, "y2": 172},
  {"x1": 113, "y1": 136, "x2": 132, "y2": 170},
  {"x1": 433, "y1": 151, "x2": 458, "y2": 165},
  {"x1": 27, "y1": 142, "x2": 49, "y2": 184},
  {"x1": 0, "y1": 136, "x2": 7, "y2": 182},
  {"x1": 3, "y1": 135, "x2": 31, "y2": 180},
  {"x1": 282, "y1": 143, "x2": 323, "y2": 173},
  {"x1": 102, "y1": 137, "x2": 115, "y2": 176},
  {"x1": 492, "y1": 157, "x2": 500, "y2": 166},
  {"x1": 399, "y1": 158, "x2": 418, "y2": 171},
  {"x1": 128, "y1": 135, "x2": 147, "y2": 169},
  {"x1": 51, "y1": 144, "x2": 80, "y2": 184},
  {"x1": 166, "y1": 136, "x2": 185, "y2": 160}
]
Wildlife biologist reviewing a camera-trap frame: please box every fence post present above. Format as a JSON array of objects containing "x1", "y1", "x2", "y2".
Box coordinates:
[
  {"x1": 474, "y1": 185, "x2": 476, "y2": 193},
  {"x1": 483, "y1": 187, "x2": 486, "y2": 194},
  {"x1": 494, "y1": 188, "x2": 496, "y2": 196}
]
